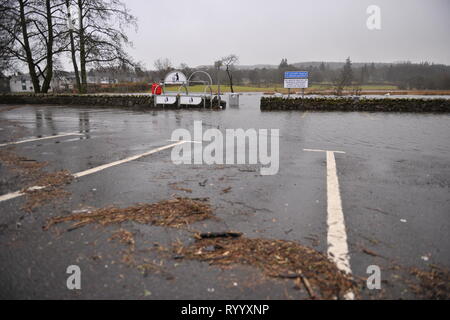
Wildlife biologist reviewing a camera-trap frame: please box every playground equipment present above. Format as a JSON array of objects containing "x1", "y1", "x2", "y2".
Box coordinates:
[{"x1": 154, "y1": 70, "x2": 222, "y2": 108}]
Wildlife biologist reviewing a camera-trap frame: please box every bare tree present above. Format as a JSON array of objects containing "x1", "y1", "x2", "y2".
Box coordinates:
[
  {"x1": 0, "y1": 1, "x2": 15, "y2": 72},
  {"x1": 153, "y1": 58, "x2": 173, "y2": 80},
  {"x1": 332, "y1": 57, "x2": 353, "y2": 96},
  {"x1": 178, "y1": 63, "x2": 192, "y2": 76},
  {"x1": 64, "y1": 0, "x2": 81, "y2": 92},
  {"x1": 38, "y1": 0, "x2": 68, "y2": 92},
  {"x1": 65, "y1": 0, "x2": 137, "y2": 93},
  {"x1": 0, "y1": 0, "x2": 67, "y2": 93},
  {"x1": 0, "y1": 0, "x2": 40, "y2": 92},
  {"x1": 214, "y1": 60, "x2": 223, "y2": 94},
  {"x1": 221, "y1": 54, "x2": 238, "y2": 93}
]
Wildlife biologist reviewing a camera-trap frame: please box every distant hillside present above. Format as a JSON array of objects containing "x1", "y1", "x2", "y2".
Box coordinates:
[
  {"x1": 197, "y1": 61, "x2": 407, "y2": 70},
  {"x1": 291, "y1": 62, "x2": 391, "y2": 70},
  {"x1": 196, "y1": 64, "x2": 277, "y2": 70}
]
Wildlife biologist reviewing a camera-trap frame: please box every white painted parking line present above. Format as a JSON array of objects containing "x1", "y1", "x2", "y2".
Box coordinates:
[
  {"x1": 304, "y1": 148, "x2": 354, "y2": 299},
  {"x1": 303, "y1": 148, "x2": 346, "y2": 154},
  {"x1": 74, "y1": 141, "x2": 185, "y2": 178},
  {"x1": 326, "y1": 151, "x2": 352, "y2": 274},
  {"x1": 0, "y1": 186, "x2": 45, "y2": 203},
  {"x1": 0, "y1": 132, "x2": 84, "y2": 148},
  {"x1": 0, "y1": 191, "x2": 23, "y2": 202},
  {"x1": 168, "y1": 139, "x2": 202, "y2": 144},
  {"x1": 0, "y1": 141, "x2": 186, "y2": 203}
]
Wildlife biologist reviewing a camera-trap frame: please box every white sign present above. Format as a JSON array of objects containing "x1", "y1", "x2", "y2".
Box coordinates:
[
  {"x1": 164, "y1": 71, "x2": 187, "y2": 85},
  {"x1": 284, "y1": 78, "x2": 309, "y2": 89},
  {"x1": 180, "y1": 96, "x2": 202, "y2": 105},
  {"x1": 156, "y1": 96, "x2": 177, "y2": 105}
]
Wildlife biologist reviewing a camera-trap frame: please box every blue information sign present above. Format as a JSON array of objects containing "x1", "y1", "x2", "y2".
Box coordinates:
[{"x1": 284, "y1": 71, "x2": 309, "y2": 79}]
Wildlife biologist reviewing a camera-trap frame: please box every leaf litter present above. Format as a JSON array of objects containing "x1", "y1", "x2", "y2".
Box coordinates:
[
  {"x1": 40, "y1": 189, "x2": 448, "y2": 299},
  {"x1": 172, "y1": 233, "x2": 358, "y2": 300},
  {"x1": 21, "y1": 170, "x2": 74, "y2": 212},
  {"x1": 108, "y1": 228, "x2": 174, "y2": 280},
  {"x1": 0, "y1": 148, "x2": 47, "y2": 178},
  {"x1": 44, "y1": 197, "x2": 214, "y2": 231},
  {"x1": 0, "y1": 148, "x2": 74, "y2": 212},
  {"x1": 407, "y1": 265, "x2": 450, "y2": 299},
  {"x1": 42, "y1": 192, "x2": 357, "y2": 298}
]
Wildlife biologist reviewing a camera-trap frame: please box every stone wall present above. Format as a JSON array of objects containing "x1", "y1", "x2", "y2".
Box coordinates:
[
  {"x1": 0, "y1": 94, "x2": 153, "y2": 108},
  {"x1": 154, "y1": 96, "x2": 226, "y2": 109},
  {"x1": 0, "y1": 94, "x2": 226, "y2": 109},
  {"x1": 260, "y1": 97, "x2": 450, "y2": 113}
]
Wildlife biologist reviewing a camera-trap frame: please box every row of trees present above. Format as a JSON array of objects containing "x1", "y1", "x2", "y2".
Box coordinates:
[
  {"x1": 145, "y1": 57, "x2": 450, "y2": 92},
  {"x1": 0, "y1": 0, "x2": 136, "y2": 93},
  {"x1": 49, "y1": 55, "x2": 450, "y2": 94},
  {"x1": 234, "y1": 59, "x2": 450, "y2": 91}
]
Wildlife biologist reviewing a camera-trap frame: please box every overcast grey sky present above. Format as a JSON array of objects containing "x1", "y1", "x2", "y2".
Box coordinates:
[{"x1": 125, "y1": 0, "x2": 450, "y2": 69}]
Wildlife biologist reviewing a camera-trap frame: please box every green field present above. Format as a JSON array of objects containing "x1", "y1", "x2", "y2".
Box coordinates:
[{"x1": 159, "y1": 84, "x2": 399, "y2": 94}]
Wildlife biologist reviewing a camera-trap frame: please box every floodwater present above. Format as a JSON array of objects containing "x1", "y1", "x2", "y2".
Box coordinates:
[
  {"x1": 2, "y1": 94, "x2": 449, "y2": 157},
  {"x1": 0, "y1": 95, "x2": 449, "y2": 299}
]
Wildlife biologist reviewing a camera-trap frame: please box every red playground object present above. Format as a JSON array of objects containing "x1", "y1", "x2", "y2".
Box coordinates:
[{"x1": 151, "y1": 83, "x2": 162, "y2": 95}]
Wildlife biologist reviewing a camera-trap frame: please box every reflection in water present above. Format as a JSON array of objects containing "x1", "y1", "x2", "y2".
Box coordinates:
[
  {"x1": 79, "y1": 112, "x2": 90, "y2": 139},
  {"x1": 35, "y1": 109, "x2": 57, "y2": 136},
  {"x1": 35, "y1": 110, "x2": 43, "y2": 136},
  {"x1": 45, "y1": 110, "x2": 56, "y2": 134},
  {"x1": 175, "y1": 111, "x2": 182, "y2": 126}
]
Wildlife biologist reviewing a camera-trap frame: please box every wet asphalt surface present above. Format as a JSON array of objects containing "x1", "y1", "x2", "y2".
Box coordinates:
[{"x1": 0, "y1": 94, "x2": 449, "y2": 299}]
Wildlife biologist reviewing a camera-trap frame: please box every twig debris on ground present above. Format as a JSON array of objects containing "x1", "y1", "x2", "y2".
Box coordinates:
[
  {"x1": 44, "y1": 197, "x2": 214, "y2": 231},
  {"x1": 172, "y1": 234, "x2": 357, "y2": 299},
  {"x1": 0, "y1": 148, "x2": 74, "y2": 212}
]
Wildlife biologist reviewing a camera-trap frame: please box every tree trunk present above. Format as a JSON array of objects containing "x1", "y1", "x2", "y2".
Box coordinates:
[
  {"x1": 19, "y1": 0, "x2": 40, "y2": 93},
  {"x1": 78, "y1": 0, "x2": 87, "y2": 93},
  {"x1": 66, "y1": 0, "x2": 81, "y2": 93},
  {"x1": 226, "y1": 67, "x2": 234, "y2": 93},
  {"x1": 41, "y1": 0, "x2": 53, "y2": 93}
]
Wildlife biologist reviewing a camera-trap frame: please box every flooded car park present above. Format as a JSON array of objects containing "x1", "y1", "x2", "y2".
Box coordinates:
[{"x1": 0, "y1": 94, "x2": 449, "y2": 299}]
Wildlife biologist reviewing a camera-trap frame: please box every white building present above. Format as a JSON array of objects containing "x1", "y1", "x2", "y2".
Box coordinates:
[
  {"x1": 9, "y1": 70, "x2": 133, "y2": 93},
  {"x1": 52, "y1": 71, "x2": 77, "y2": 92},
  {"x1": 9, "y1": 74, "x2": 36, "y2": 92},
  {"x1": 87, "y1": 74, "x2": 119, "y2": 84},
  {"x1": 9, "y1": 73, "x2": 76, "y2": 93}
]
